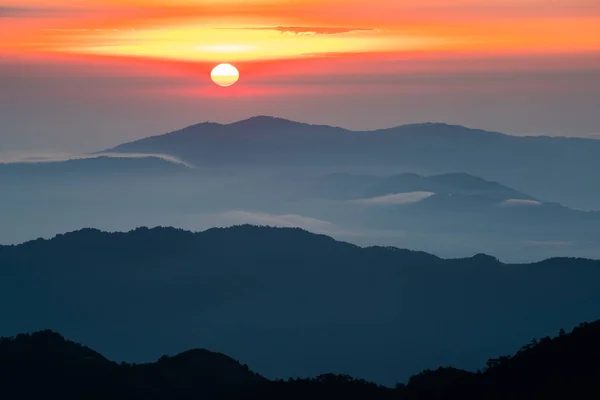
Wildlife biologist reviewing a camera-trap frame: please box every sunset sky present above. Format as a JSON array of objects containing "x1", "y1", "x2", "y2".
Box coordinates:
[{"x1": 1, "y1": 0, "x2": 599, "y2": 152}]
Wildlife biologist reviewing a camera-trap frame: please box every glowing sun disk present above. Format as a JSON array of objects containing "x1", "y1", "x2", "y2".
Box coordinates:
[{"x1": 211, "y1": 63, "x2": 240, "y2": 87}]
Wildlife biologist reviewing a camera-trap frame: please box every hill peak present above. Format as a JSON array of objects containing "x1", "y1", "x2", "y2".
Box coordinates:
[
  {"x1": 228, "y1": 115, "x2": 349, "y2": 132},
  {"x1": 233, "y1": 115, "x2": 294, "y2": 124},
  {"x1": 0, "y1": 330, "x2": 110, "y2": 364},
  {"x1": 101, "y1": 116, "x2": 523, "y2": 162},
  {"x1": 228, "y1": 115, "x2": 305, "y2": 129},
  {"x1": 467, "y1": 253, "x2": 501, "y2": 263}
]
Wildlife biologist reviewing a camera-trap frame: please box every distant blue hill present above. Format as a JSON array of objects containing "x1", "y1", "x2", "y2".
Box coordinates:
[
  {"x1": 0, "y1": 155, "x2": 190, "y2": 180},
  {"x1": 310, "y1": 172, "x2": 536, "y2": 201},
  {"x1": 102, "y1": 116, "x2": 600, "y2": 210}
]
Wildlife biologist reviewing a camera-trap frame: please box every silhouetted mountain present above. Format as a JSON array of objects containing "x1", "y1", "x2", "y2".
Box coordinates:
[
  {"x1": 0, "y1": 330, "x2": 265, "y2": 400},
  {"x1": 103, "y1": 116, "x2": 600, "y2": 209},
  {"x1": 105, "y1": 116, "x2": 351, "y2": 160},
  {"x1": 3, "y1": 320, "x2": 600, "y2": 399},
  {"x1": 244, "y1": 319, "x2": 600, "y2": 399},
  {"x1": 1, "y1": 226, "x2": 599, "y2": 384},
  {"x1": 0, "y1": 330, "x2": 119, "y2": 399},
  {"x1": 399, "y1": 320, "x2": 600, "y2": 399},
  {"x1": 0, "y1": 330, "x2": 109, "y2": 364}
]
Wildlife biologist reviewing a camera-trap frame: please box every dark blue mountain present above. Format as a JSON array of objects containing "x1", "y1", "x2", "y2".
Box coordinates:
[
  {"x1": 1, "y1": 225, "x2": 599, "y2": 385},
  {"x1": 4, "y1": 320, "x2": 600, "y2": 399}
]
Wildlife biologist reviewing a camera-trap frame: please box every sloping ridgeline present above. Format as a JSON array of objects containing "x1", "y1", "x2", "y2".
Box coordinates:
[
  {"x1": 1, "y1": 321, "x2": 600, "y2": 399},
  {"x1": 104, "y1": 116, "x2": 600, "y2": 209}
]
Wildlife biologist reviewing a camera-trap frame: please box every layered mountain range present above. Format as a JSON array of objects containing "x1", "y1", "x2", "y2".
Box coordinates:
[
  {"x1": 103, "y1": 116, "x2": 600, "y2": 210},
  {"x1": 1, "y1": 117, "x2": 599, "y2": 261},
  {"x1": 1, "y1": 226, "x2": 599, "y2": 384},
  {"x1": 3, "y1": 320, "x2": 600, "y2": 399}
]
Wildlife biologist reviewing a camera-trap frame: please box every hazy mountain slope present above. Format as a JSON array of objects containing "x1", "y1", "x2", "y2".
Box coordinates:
[
  {"x1": 307, "y1": 172, "x2": 534, "y2": 201},
  {"x1": 103, "y1": 117, "x2": 600, "y2": 209},
  {"x1": 0, "y1": 162, "x2": 597, "y2": 261},
  {"x1": 105, "y1": 116, "x2": 354, "y2": 166},
  {"x1": 103, "y1": 119, "x2": 525, "y2": 171},
  {"x1": 1, "y1": 226, "x2": 599, "y2": 384},
  {"x1": 0, "y1": 156, "x2": 189, "y2": 178},
  {"x1": 284, "y1": 172, "x2": 600, "y2": 255},
  {"x1": 0, "y1": 156, "x2": 192, "y2": 191}
]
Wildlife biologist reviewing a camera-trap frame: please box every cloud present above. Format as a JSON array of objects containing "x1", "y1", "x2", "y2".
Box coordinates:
[
  {"x1": 0, "y1": 6, "x2": 37, "y2": 17},
  {"x1": 0, "y1": 6, "x2": 81, "y2": 18},
  {"x1": 0, "y1": 151, "x2": 195, "y2": 168},
  {"x1": 351, "y1": 192, "x2": 435, "y2": 206},
  {"x1": 233, "y1": 26, "x2": 374, "y2": 36},
  {"x1": 215, "y1": 210, "x2": 362, "y2": 237},
  {"x1": 95, "y1": 153, "x2": 195, "y2": 168},
  {"x1": 500, "y1": 199, "x2": 543, "y2": 207}
]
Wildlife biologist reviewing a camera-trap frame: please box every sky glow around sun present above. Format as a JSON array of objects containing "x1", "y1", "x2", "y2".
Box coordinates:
[{"x1": 1, "y1": 0, "x2": 599, "y2": 150}]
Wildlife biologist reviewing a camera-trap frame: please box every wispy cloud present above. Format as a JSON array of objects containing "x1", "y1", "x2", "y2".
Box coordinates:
[
  {"x1": 0, "y1": 5, "x2": 88, "y2": 18},
  {"x1": 236, "y1": 26, "x2": 375, "y2": 36},
  {"x1": 94, "y1": 153, "x2": 195, "y2": 168},
  {"x1": 1, "y1": 6, "x2": 41, "y2": 17},
  {"x1": 0, "y1": 152, "x2": 195, "y2": 168},
  {"x1": 1, "y1": 6, "x2": 30, "y2": 15},
  {"x1": 500, "y1": 199, "x2": 543, "y2": 207},
  {"x1": 351, "y1": 192, "x2": 435, "y2": 206}
]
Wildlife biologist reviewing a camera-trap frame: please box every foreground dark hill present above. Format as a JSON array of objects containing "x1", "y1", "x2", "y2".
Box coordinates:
[
  {"x1": 104, "y1": 116, "x2": 600, "y2": 209},
  {"x1": 397, "y1": 320, "x2": 600, "y2": 400},
  {"x1": 0, "y1": 330, "x2": 265, "y2": 400},
  {"x1": 248, "y1": 320, "x2": 600, "y2": 399},
  {"x1": 1, "y1": 226, "x2": 599, "y2": 384},
  {"x1": 3, "y1": 320, "x2": 600, "y2": 399}
]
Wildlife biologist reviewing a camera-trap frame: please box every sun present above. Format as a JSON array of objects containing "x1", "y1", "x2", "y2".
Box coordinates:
[{"x1": 211, "y1": 63, "x2": 240, "y2": 87}]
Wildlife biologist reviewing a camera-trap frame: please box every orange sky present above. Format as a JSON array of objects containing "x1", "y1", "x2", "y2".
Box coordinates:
[
  {"x1": 1, "y1": 0, "x2": 599, "y2": 151},
  {"x1": 3, "y1": 0, "x2": 599, "y2": 62}
]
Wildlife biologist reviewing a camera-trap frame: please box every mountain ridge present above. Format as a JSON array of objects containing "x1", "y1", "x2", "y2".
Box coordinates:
[
  {"x1": 104, "y1": 116, "x2": 600, "y2": 151},
  {"x1": 4, "y1": 224, "x2": 597, "y2": 265},
  {"x1": 95, "y1": 115, "x2": 600, "y2": 211},
  {"x1": 3, "y1": 320, "x2": 600, "y2": 399},
  {"x1": 1, "y1": 225, "x2": 599, "y2": 384},
  {"x1": 103, "y1": 117, "x2": 511, "y2": 152}
]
